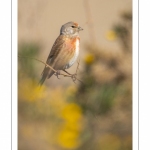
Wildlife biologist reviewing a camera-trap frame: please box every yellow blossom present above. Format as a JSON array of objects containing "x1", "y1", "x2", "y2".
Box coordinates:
[
  {"x1": 61, "y1": 103, "x2": 82, "y2": 122},
  {"x1": 57, "y1": 126, "x2": 81, "y2": 149},
  {"x1": 84, "y1": 53, "x2": 95, "y2": 64},
  {"x1": 105, "y1": 30, "x2": 117, "y2": 41},
  {"x1": 57, "y1": 103, "x2": 83, "y2": 149},
  {"x1": 18, "y1": 78, "x2": 47, "y2": 102}
]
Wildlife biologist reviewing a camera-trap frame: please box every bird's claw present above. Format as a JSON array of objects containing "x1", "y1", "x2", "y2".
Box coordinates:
[
  {"x1": 71, "y1": 74, "x2": 77, "y2": 83},
  {"x1": 54, "y1": 70, "x2": 60, "y2": 79}
]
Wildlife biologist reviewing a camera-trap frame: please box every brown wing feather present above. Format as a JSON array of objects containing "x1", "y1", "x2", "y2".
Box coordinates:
[
  {"x1": 46, "y1": 35, "x2": 65, "y2": 64},
  {"x1": 39, "y1": 35, "x2": 66, "y2": 85}
]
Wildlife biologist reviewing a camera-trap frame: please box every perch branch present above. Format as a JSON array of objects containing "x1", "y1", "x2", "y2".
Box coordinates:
[{"x1": 18, "y1": 55, "x2": 83, "y2": 83}]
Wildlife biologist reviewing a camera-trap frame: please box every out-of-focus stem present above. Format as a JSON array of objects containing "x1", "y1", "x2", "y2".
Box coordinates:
[{"x1": 83, "y1": 0, "x2": 96, "y2": 44}]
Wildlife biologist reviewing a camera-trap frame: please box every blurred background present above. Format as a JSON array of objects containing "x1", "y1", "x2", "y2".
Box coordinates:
[{"x1": 18, "y1": 0, "x2": 132, "y2": 150}]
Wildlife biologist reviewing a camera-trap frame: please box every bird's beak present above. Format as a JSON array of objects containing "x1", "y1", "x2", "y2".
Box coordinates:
[{"x1": 78, "y1": 26, "x2": 83, "y2": 31}]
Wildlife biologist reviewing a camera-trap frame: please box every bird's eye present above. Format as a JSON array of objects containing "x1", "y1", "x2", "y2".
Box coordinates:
[{"x1": 71, "y1": 26, "x2": 76, "y2": 28}]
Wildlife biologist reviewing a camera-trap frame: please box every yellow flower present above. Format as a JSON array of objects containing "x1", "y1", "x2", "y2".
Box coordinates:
[
  {"x1": 57, "y1": 103, "x2": 83, "y2": 149},
  {"x1": 105, "y1": 30, "x2": 117, "y2": 41},
  {"x1": 61, "y1": 103, "x2": 82, "y2": 122},
  {"x1": 57, "y1": 126, "x2": 81, "y2": 149},
  {"x1": 18, "y1": 78, "x2": 47, "y2": 102},
  {"x1": 84, "y1": 54, "x2": 95, "y2": 65}
]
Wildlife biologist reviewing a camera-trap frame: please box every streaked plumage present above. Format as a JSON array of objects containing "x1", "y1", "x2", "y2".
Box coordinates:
[{"x1": 39, "y1": 21, "x2": 83, "y2": 85}]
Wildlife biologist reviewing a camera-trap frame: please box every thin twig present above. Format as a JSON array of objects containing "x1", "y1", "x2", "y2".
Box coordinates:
[
  {"x1": 18, "y1": 55, "x2": 56, "y2": 72},
  {"x1": 76, "y1": 59, "x2": 80, "y2": 75},
  {"x1": 18, "y1": 55, "x2": 83, "y2": 83}
]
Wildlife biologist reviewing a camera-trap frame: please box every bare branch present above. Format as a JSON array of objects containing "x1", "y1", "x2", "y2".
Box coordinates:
[
  {"x1": 76, "y1": 59, "x2": 80, "y2": 75},
  {"x1": 18, "y1": 55, "x2": 56, "y2": 72},
  {"x1": 18, "y1": 55, "x2": 83, "y2": 84}
]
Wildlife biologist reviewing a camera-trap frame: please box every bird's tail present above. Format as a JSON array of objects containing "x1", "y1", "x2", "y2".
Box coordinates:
[{"x1": 39, "y1": 67, "x2": 54, "y2": 86}]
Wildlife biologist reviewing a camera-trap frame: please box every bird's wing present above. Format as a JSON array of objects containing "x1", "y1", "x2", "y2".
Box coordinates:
[
  {"x1": 40, "y1": 35, "x2": 66, "y2": 84},
  {"x1": 46, "y1": 35, "x2": 65, "y2": 64}
]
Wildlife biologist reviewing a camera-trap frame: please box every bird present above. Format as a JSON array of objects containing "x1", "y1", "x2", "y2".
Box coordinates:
[{"x1": 39, "y1": 21, "x2": 83, "y2": 85}]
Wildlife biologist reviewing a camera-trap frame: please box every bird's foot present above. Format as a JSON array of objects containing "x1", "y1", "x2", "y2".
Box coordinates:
[
  {"x1": 63, "y1": 70, "x2": 77, "y2": 82},
  {"x1": 54, "y1": 70, "x2": 61, "y2": 79},
  {"x1": 71, "y1": 73, "x2": 77, "y2": 83},
  {"x1": 63, "y1": 70, "x2": 78, "y2": 83}
]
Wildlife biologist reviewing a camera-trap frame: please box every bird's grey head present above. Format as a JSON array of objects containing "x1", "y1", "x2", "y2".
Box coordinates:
[{"x1": 60, "y1": 22, "x2": 83, "y2": 36}]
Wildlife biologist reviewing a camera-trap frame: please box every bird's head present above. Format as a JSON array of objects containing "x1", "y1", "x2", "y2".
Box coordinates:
[{"x1": 60, "y1": 21, "x2": 83, "y2": 36}]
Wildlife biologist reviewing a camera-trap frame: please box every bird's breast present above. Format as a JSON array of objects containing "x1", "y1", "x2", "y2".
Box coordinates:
[{"x1": 64, "y1": 37, "x2": 80, "y2": 69}]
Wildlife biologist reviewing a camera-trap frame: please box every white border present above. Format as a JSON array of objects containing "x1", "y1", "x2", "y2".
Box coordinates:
[
  {"x1": 12, "y1": 0, "x2": 18, "y2": 149},
  {"x1": 0, "y1": 1, "x2": 13, "y2": 150},
  {"x1": 139, "y1": 0, "x2": 150, "y2": 150},
  {"x1": 133, "y1": 0, "x2": 139, "y2": 149},
  {"x1": 0, "y1": 0, "x2": 141, "y2": 149}
]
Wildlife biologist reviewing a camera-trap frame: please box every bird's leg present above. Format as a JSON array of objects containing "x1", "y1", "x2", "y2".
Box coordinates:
[
  {"x1": 54, "y1": 70, "x2": 61, "y2": 79},
  {"x1": 63, "y1": 70, "x2": 77, "y2": 83},
  {"x1": 63, "y1": 70, "x2": 72, "y2": 75}
]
